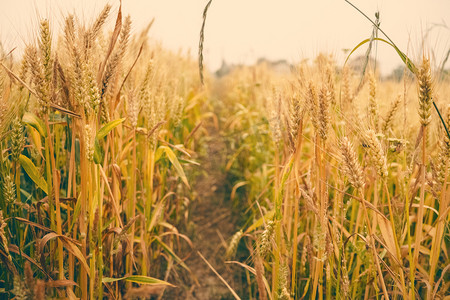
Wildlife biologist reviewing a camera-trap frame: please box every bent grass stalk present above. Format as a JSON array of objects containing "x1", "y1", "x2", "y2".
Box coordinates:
[{"x1": 412, "y1": 58, "x2": 432, "y2": 297}]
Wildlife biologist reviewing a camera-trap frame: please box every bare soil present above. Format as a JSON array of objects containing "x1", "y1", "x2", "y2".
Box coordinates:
[{"x1": 162, "y1": 93, "x2": 244, "y2": 299}]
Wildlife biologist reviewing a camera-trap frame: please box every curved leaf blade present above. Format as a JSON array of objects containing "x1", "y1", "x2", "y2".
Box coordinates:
[
  {"x1": 22, "y1": 112, "x2": 47, "y2": 137},
  {"x1": 155, "y1": 237, "x2": 190, "y2": 272},
  {"x1": 102, "y1": 275, "x2": 175, "y2": 287},
  {"x1": 344, "y1": 37, "x2": 417, "y2": 75},
  {"x1": 97, "y1": 118, "x2": 125, "y2": 140},
  {"x1": 159, "y1": 146, "x2": 190, "y2": 189},
  {"x1": 39, "y1": 232, "x2": 89, "y2": 274},
  {"x1": 245, "y1": 209, "x2": 275, "y2": 234},
  {"x1": 19, "y1": 155, "x2": 48, "y2": 194},
  {"x1": 93, "y1": 138, "x2": 104, "y2": 165},
  {"x1": 93, "y1": 118, "x2": 125, "y2": 164}
]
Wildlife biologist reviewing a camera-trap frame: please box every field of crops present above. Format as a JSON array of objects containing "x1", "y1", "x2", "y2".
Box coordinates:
[{"x1": 0, "y1": 3, "x2": 449, "y2": 300}]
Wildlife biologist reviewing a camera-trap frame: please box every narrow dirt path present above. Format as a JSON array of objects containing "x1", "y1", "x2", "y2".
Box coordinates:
[
  {"x1": 184, "y1": 122, "x2": 237, "y2": 299},
  {"x1": 163, "y1": 84, "x2": 243, "y2": 299}
]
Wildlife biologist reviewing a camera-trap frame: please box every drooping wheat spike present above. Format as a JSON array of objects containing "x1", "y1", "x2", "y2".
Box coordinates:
[
  {"x1": 434, "y1": 106, "x2": 450, "y2": 190},
  {"x1": 82, "y1": 6, "x2": 109, "y2": 61},
  {"x1": 445, "y1": 105, "x2": 450, "y2": 148},
  {"x1": 103, "y1": 15, "x2": 131, "y2": 98},
  {"x1": 0, "y1": 210, "x2": 16, "y2": 274},
  {"x1": 418, "y1": 58, "x2": 433, "y2": 126},
  {"x1": 413, "y1": 59, "x2": 433, "y2": 287},
  {"x1": 99, "y1": 97, "x2": 110, "y2": 123},
  {"x1": 0, "y1": 68, "x2": 4, "y2": 91},
  {"x1": 363, "y1": 129, "x2": 388, "y2": 178},
  {"x1": 339, "y1": 137, "x2": 365, "y2": 189},
  {"x1": 64, "y1": 14, "x2": 76, "y2": 51},
  {"x1": 88, "y1": 5, "x2": 111, "y2": 47},
  {"x1": 127, "y1": 91, "x2": 139, "y2": 128},
  {"x1": 0, "y1": 211, "x2": 9, "y2": 245},
  {"x1": 226, "y1": 230, "x2": 243, "y2": 259},
  {"x1": 433, "y1": 139, "x2": 449, "y2": 191},
  {"x1": 276, "y1": 261, "x2": 290, "y2": 300},
  {"x1": 198, "y1": 0, "x2": 213, "y2": 85},
  {"x1": 54, "y1": 57, "x2": 71, "y2": 109},
  {"x1": 26, "y1": 46, "x2": 48, "y2": 114},
  {"x1": 73, "y1": 59, "x2": 88, "y2": 114},
  {"x1": 2, "y1": 175, "x2": 16, "y2": 203},
  {"x1": 84, "y1": 61, "x2": 100, "y2": 114},
  {"x1": 300, "y1": 185, "x2": 319, "y2": 215},
  {"x1": 73, "y1": 65, "x2": 86, "y2": 114},
  {"x1": 63, "y1": 15, "x2": 85, "y2": 113},
  {"x1": 10, "y1": 117, "x2": 25, "y2": 162},
  {"x1": 118, "y1": 15, "x2": 132, "y2": 55},
  {"x1": 39, "y1": 20, "x2": 52, "y2": 83},
  {"x1": 258, "y1": 220, "x2": 275, "y2": 257},
  {"x1": 0, "y1": 71, "x2": 7, "y2": 135},
  {"x1": 0, "y1": 100, "x2": 5, "y2": 134},
  {"x1": 288, "y1": 92, "x2": 304, "y2": 150},
  {"x1": 382, "y1": 94, "x2": 401, "y2": 134},
  {"x1": 368, "y1": 72, "x2": 379, "y2": 131},
  {"x1": 140, "y1": 60, "x2": 154, "y2": 123},
  {"x1": 306, "y1": 81, "x2": 319, "y2": 133},
  {"x1": 341, "y1": 253, "x2": 350, "y2": 298},
  {"x1": 110, "y1": 17, "x2": 133, "y2": 99},
  {"x1": 38, "y1": 19, "x2": 52, "y2": 113},
  {"x1": 318, "y1": 85, "x2": 331, "y2": 140},
  {"x1": 18, "y1": 49, "x2": 30, "y2": 88},
  {"x1": 172, "y1": 95, "x2": 185, "y2": 127},
  {"x1": 70, "y1": 51, "x2": 99, "y2": 117},
  {"x1": 156, "y1": 87, "x2": 168, "y2": 123}
]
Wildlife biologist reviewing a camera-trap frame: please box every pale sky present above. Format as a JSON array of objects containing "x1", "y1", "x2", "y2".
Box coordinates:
[{"x1": 1, "y1": 0, "x2": 449, "y2": 75}]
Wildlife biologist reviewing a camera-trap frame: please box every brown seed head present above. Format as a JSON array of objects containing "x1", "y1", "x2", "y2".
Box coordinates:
[
  {"x1": 364, "y1": 129, "x2": 388, "y2": 178},
  {"x1": 368, "y1": 72, "x2": 379, "y2": 131},
  {"x1": 382, "y1": 94, "x2": 401, "y2": 134},
  {"x1": 226, "y1": 230, "x2": 243, "y2": 259},
  {"x1": 339, "y1": 137, "x2": 365, "y2": 189},
  {"x1": 418, "y1": 58, "x2": 433, "y2": 126},
  {"x1": 318, "y1": 85, "x2": 331, "y2": 140}
]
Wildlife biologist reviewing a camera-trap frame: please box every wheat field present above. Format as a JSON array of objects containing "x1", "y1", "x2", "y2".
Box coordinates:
[{"x1": 0, "y1": 3, "x2": 449, "y2": 300}]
